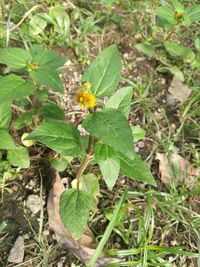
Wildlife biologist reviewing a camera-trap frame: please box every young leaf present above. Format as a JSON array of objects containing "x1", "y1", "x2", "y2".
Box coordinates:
[
  {"x1": 59, "y1": 188, "x2": 92, "y2": 240},
  {"x1": 39, "y1": 102, "x2": 66, "y2": 121},
  {"x1": 7, "y1": 146, "x2": 30, "y2": 168},
  {"x1": 0, "y1": 48, "x2": 31, "y2": 69},
  {"x1": 29, "y1": 67, "x2": 64, "y2": 93},
  {"x1": 0, "y1": 74, "x2": 35, "y2": 104},
  {"x1": 82, "y1": 45, "x2": 122, "y2": 97},
  {"x1": 0, "y1": 103, "x2": 11, "y2": 128},
  {"x1": 119, "y1": 153, "x2": 156, "y2": 186},
  {"x1": 13, "y1": 112, "x2": 33, "y2": 130},
  {"x1": 195, "y1": 38, "x2": 200, "y2": 52},
  {"x1": 130, "y1": 126, "x2": 146, "y2": 142},
  {"x1": 29, "y1": 13, "x2": 48, "y2": 35},
  {"x1": 82, "y1": 109, "x2": 134, "y2": 160},
  {"x1": 0, "y1": 130, "x2": 15, "y2": 149},
  {"x1": 50, "y1": 156, "x2": 72, "y2": 172},
  {"x1": 105, "y1": 87, "x2": 133, "y2": 118},
  {"x1": 185, "y1": 4, "x2": 200, "y2": 23},
  {"x1": 135, "y1": 43, "x2": 156, "y2": 57},
  {"x1": 49, "y1": 6, "x2": 70, "y2": 34},
  {"x1": 94, "y1": 142, "x2": 120, "y2": 190},
  {"x1": 26, "y1": 121, "x2": 81, "y2": 156},
  {"x1": 31, "y1": 45, "x2": 67, "y2": 69},
  {"x1": 172, "y1": 0, "x2": 184, "y2": 12},
  {"x1": 164, "y1": 41, "x2": 195, "y2": 61}
]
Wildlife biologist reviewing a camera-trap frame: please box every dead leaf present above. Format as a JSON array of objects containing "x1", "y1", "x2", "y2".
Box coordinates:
[
  {"x1": 47, "y1": 172, "x2": 119, "y2": 267},
  {"x1": 168, "y1": 76, "x2": 191, "y2": 102},
  {"x1": 156, "y1": 152, "x2": 199, "y2": 186},
  {"x1": 8, "y1": 236, "x2": 24, "y2": 263}
]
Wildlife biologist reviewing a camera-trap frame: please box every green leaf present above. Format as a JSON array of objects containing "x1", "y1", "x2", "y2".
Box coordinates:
[
  {"x1": 49, "y1": 6, "x2": 70, "y2": 34},
  {"x1": 164, "y1": 41, "x2": 195, "y2": 61},
  {"x1": 29, "y1": 13, "x2": 48, "y2": 35},
  {"x1": 119, "y1": 154, "x2": 156, "y2": 186},
  {"x1": 94, "y1": 142, "x2": 120, "y2": 190},
  {"x1": 50, "y1": 156, "x2": 72, "y2": 171},
  {"x1": 0, "y1": 48, "x2": 31, "y2": 69},
  {"x1": 83, "y1": 109, "x2": 134, "y2": 159},
  {"x1": 39, "y1": 102, "x2": 65, "y2": 121},
  {"x1": 29, "y1": 67, "x2": 64, "y2": 93},
  {"x1": 185, "y1": 4, "x2": 200, "y2": 23},
  {"x1": 155, "y1": 6, "x2": 177, "y2": 26},
  {"x1": 195, "y1": 38, "x2": 200, "y2": 52},
  {"x1": 13, "y1": 112, "x2": 33, "y2": 130},
  {"x1": 31, "y1": 45, "x2": 67, "y2": 69},
  {"x1": 7, "y1": 146, "x2": 30, "y2": 168},
  {"x1": 82, "y1": 44, "x2": 122, "y2": 97},
  {"x1": 172, "y1": 0, "x2": 184, "y2": 12},
  {"x1": 0, "y1": 130, "x2": 15, "y2": 149},
  {"x1": 135, "y1": 42, "x2": 156, "y2": 57},
  {"x1": 0, "y1": 74, "x2": 35, "y2": 104},
  {"x1": 26, "y1": 121, "x2": 81, "y2": 156},
  {"x1": 169, "y1": 66, "x2": 184, "y2": 82},
  {"x1": 105, "y1": 87, "x2": 133, "y2": 118},
  {"x1": 0, "y1": 103, "x2": 11, "y2": 128},
  {"x1": 130, "y1": 126, "x2": 146, "y2": 142},
  {"x1": 59, "y1": 188, "x2": 92, "y2": 239}
]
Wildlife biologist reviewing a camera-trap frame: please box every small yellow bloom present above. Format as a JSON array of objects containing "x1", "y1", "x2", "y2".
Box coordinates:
[
  {"x1": 76, "y1": 90, "x2": 96, "y2": 108},
  {"x1": 81, "y1": 81, "x2": 91, "y2": 91},
  {"x1": 175, "y1": 12, "x2": 184, "y2": 20}
]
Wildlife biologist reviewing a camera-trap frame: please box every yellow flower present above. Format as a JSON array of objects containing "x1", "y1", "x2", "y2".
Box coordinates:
[
  {"x1": 81, "y1": 81, "x2": 91, "y2": 91},
  {"x1": 28, "y1": 63, "x2": 39, "y2": 71},
  {"x1": 76, "y1": 90, "x2": 96, "y2": 108},
  {"x1": 175, "y1": 12, "x2": 184, "y2": 20}
]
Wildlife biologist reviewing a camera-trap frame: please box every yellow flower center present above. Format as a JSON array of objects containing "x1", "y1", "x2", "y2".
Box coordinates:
[
  {"x1": 76, "y1": 90, "x2": 96, "y2": 108},
  {"x1": 175, "y1": 12, "x2": 184, "y2": 20}
]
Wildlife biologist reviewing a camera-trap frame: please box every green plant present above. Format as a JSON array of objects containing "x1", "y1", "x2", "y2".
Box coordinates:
[{"x1": 12, "y1": 44, "x2": 155, "y2": 240}]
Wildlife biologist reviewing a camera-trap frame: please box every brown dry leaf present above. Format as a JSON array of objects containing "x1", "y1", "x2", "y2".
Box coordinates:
[
  {"x1": 47, "y1": 172, "x2": 119, "y2": 267},
  {"x1": 168, "y1": 76, "x2": 191, "y2": 102},
  {"x1": 156, "y1": 153, "x2": 199, "y2": 186}
]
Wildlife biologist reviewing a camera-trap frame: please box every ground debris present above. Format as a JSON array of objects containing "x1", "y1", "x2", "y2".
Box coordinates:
[
  {"x1": 168, "y1": 76, "x2": 192, "y2": 102},
  {"x1": 8, "y1": 236, "x2": 24, "y2": 263}
]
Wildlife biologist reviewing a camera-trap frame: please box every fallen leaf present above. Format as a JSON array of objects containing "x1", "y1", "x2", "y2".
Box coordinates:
[
  {"x1": 168, "y1": 76, "x2": 191, "y2": 102},
  {"x1": 47, "y1": 172, "x2": 119, "y2": 266},
  {"x1": 156, "y1": 152, "x2": 199, "y2": 186},
  {"x1": 8, "y1": 236, "x2": 24, "y2": 263}
]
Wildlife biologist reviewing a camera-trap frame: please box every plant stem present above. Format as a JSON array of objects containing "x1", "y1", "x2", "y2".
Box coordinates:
[{"x1": 76, "y1": 135, "x2": 94, "y2": 189}]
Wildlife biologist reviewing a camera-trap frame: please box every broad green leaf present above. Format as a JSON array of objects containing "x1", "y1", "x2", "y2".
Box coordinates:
[
  {"x1": 131, "y1": 126, "x2": 146, "y2": 142},
  {"x1": 13, "y1": 112, "x2": 33, "y2": 130},
  {"x1": 0, "y1": 74, "x2": 35, "y2": 104},
  {"x1": 155, "y1": 6, "x2": 177, "y2": 26},
  {"x1": 59, "y1": 188, "x2": 92, "y2": 239},
  {"x1": 7, "y1": 146, "x2": 30, "y2": 168},
  {"x1": 82, "y1": 45, "x2": 122, "y2": 97},
  {"x1": 0, "y1": 130, "x2": 15, "y2": 149},
  {"x1": 39, "y1": 102, "x2": 66, "y2": 121},
  {"x1": 0, "y1": 48, "x2": 31, "y2": 69},
  {"x1": 135, "y1": 43, "x2": 156, "y2": 57},
  {"x1": 94, "y1": 142, "x2": 120, "y2": 190},
  {"x1": 26, "y1": 121, "x2": 81, "y2": 156},
  {"x1": 29, "y1": 67, "x2": 64, "y2": 93},
  {"x1": 169, "y1": 66, "x2": 184, "y2": 82},
  {"x1": 49, "y1": 6, "x2": 70, "y2": 34},
  {"x1": 82, "y1": 109, "x2": 134, "y2": 159},
  {"x1": 50, "y1": 156, "x2": 72, "y2": 171},
  {"x1": 105, "y1": 87, "x2": 133, "y2": 118},
  {"x1": 31, "y1": 45, "x2": 67, "y2": 69},
  {"x1": 0, "y1": 103, "x2": 11, "y2": 128},
  {"x1": 185, "y1": 4, "x2": 200, "y2": 22},
  {"x1": 120, "y1": 153, "x2": 156, "y2": 186},
  {"x1": 164, "y1": 41, "x2": 195, "y2": 61},
  {"x1": 29, "y1": 13, "x2": 48, "y2": 35}
]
